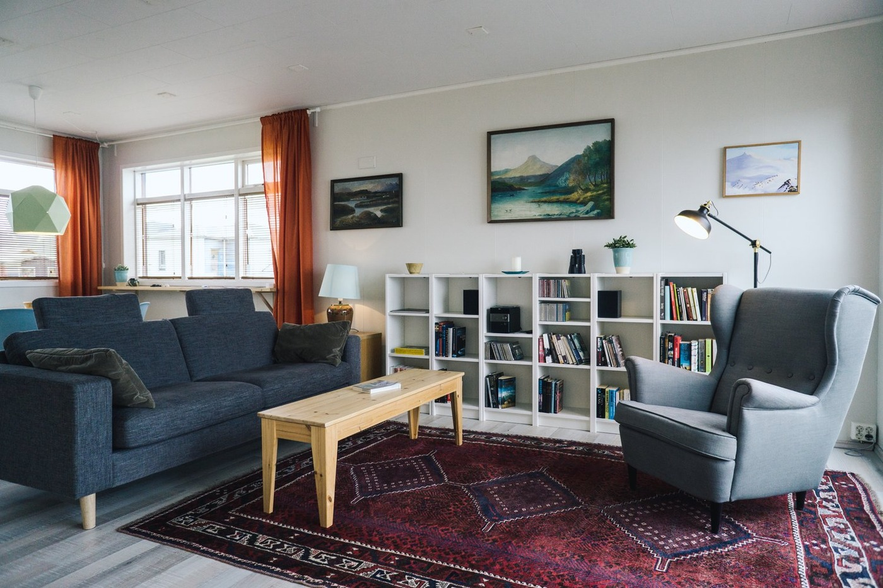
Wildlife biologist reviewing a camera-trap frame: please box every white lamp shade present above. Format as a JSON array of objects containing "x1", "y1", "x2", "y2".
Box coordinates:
[
  {"x1": 318, "y1": 264, "x2": 361, "y2": 300},
  {"x1": 674, "y1": 209, "x2": 712, "y2": 239},
  {"x1": 5, "y1": 185, "x2": 71, "y2": 235}
]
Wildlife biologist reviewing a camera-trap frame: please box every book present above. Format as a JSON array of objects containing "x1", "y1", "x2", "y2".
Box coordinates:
[
  {"x1": 354, "y1": 380, "x2": 401, "y2": 393},
  {"x1": 497, "y1": 375, "x2": 516, "y2": 408},
  {"x1": 393, "y1": 346, "x2": 429, "y2": 355}
]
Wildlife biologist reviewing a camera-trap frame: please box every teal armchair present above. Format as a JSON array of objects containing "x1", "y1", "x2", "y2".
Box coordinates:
[{"x1": 615, "y1": 285, "x2": 879, "y2": 532}]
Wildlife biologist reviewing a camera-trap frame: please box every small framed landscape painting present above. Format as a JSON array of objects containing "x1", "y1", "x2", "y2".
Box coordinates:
[
  {"x1": 331, "y1": 173, "x2": 403, "y2": 230},
  {"x1": 487, "y1": 119, "x2": 614, "y2": 223},
  {"x1": 722, "y1": 140, "x2": 801, "y2": 197}
]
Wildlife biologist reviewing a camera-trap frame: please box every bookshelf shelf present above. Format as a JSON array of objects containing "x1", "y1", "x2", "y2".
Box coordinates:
[{"x1": 386, "y1": 271, "x2": 724, "y2": 433}]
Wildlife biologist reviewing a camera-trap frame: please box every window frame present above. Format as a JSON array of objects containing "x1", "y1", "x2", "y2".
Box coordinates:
[
  {"x1": 131, "y1": 154, "x2": 272, "y2": 283},
  {"x1": 0, "y1": 156, "x2": 60, "y2": 282}
]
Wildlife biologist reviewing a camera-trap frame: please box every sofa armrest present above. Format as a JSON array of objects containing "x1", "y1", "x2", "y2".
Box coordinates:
[
  {"x1": 0, "y1": 364, "x2": 114, "y2": 499},
  {"x1": 625, "y1": 356, "x2": 717, "y2": 410},
  {"x1": 342, "y1": 334, "x2": 361, "y2": 384}
]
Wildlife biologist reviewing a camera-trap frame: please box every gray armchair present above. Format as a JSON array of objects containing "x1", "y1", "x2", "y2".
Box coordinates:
[{"x1": 614, "y1": 285, "x2": 879, "y2": 533}]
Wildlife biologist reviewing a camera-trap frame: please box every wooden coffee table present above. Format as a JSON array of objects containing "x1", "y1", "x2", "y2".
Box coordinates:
[{"x1": 259, "y1": 368, "x2": 464, "y2": 528}]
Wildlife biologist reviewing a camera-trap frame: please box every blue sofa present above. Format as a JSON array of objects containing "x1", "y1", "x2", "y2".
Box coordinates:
[{"x1": 0, "y1": 293, "x2": 360, "y2": 529}]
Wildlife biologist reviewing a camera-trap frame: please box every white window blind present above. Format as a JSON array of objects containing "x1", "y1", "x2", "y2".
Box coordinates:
[{"x1": 0, "y1": 159, "x2": 58, "y2": 280}]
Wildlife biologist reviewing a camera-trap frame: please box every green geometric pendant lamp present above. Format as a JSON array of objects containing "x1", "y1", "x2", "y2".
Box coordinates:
[
  {"x1": 5, "y1": 185, "x2": 71, "y2": 234},
  {"x1": 5, "y1": 85, "x2": 71, "y2": 235}
]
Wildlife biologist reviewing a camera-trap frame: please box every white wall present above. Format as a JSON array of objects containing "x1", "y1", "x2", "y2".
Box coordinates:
[{"x1": 312, "y1": 23, "x2": 883, "y2": 438}]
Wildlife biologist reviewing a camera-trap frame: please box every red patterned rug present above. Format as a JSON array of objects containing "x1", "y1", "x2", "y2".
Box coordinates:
[{"x1": 120, "y1": 422, "x2": 883, "y2": 586}]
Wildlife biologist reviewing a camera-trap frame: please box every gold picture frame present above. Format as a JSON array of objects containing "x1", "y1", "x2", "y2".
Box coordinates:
[{"x1": 722, "y1": 140, "x2": 800, "y2": 197}]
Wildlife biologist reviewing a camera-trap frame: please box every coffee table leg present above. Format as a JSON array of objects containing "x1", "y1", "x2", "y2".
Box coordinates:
[
  {"x1": 451, "y1": 380, "x2": 463, "y2": 446},
  {"x1": 311, "y1": 426, "x2": 339, "y2": 528},
  {"x1": 408, "y1": 406, "x2": 421, "y2": 439},
  {"x1": 261, "y1": 418, "x2": 278, "y2": 513}
]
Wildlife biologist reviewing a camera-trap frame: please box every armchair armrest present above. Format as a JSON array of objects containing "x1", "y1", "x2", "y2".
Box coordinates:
[
  {"x1": 0, "y1": 364, "x2": 113, "y2": 499},
  {"x1": 726, "y1": 378, "x2": 819, "y2": 436},
  {"x1": 625, "y1": 356, "x2": 717, "y2": 410}
]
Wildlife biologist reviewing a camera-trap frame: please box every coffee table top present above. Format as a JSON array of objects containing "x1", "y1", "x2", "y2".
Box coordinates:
[{"x1": 258, "y1": 368, "x2": 464, "y2": 428}]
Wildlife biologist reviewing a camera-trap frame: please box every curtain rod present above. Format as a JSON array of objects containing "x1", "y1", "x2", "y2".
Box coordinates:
[
  {"x1": 1, "y1": 107, "x2": 322, "y2": 147},
  {"x1": 103, "y1": 107, "x2": 322, "y2": 146}
]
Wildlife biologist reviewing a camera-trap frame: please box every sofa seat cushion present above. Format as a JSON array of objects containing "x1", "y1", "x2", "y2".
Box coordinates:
[
  {"x1": 171, "y1": 313, "x2": 278, "y2": 381},
  {"x1": 614, "y1": 401, "x2": 736, "y2": 461},
  {"x1": 112, "y1": 380, "x2": 263, "y2": 449},
  {"x1": 201, "y1": 362, "x2": 353, "y2": 409},
  {"x1": 4, "y1": 320, "x2": 191, "y2": 389}
]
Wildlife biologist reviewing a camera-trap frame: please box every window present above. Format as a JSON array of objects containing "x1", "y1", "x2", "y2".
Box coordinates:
[
  {"x1": 0, "y1": 159, "x2": 58, "y2": 279},
  {"x1": 134, "y1": 156, "x2": 272, "y2": 280}
]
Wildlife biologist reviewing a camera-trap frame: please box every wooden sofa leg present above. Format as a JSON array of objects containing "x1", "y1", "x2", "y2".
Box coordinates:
[
  {"x1": 795, "y1": 490, "x2": 807, "y2": 510},
  {"x1": 710, "y1": 502, "x2": 722, "y2": 534},
  {"x1": 627, "y1": 464, "x2": 637, "y2": 491},
  {"x1": 79, "y1": 494, "x2": 96, "y2": 530}
]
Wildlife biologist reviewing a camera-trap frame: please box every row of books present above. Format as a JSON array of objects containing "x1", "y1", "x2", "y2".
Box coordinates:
[
  {"x1": 485, "y1": 340, "x2": 525, "y2": 361},
  {"x1": 596, "y1": 334, "x2": 626, "y2": 368},
  {"x1": 597, "y1": 385, "x2": 630, "y2": 419},
  {"x1": 485, "y1": 372, "x2": 516, "y2": 409},
  {"x1": 538, "y1": 278, "x2": 572, "y2": 298},
  {"x1": 435, "y1": 321, "x2": 466, "y2": 357},
  {"x1": 538, "y1": 302, "x2": 572, "y2": 322},
  {"x1": 538, "y1": 375, "x2": 563, "y2": 413},
  {"x1": 659, "y1": 333, "x2": 716, "y2": 373},
  {"x1": 538, "y1": 332, "x2": 590, "y2": 365},
  {"x1": 661, "y1": 280, "x2": 714, "y2": 322}
]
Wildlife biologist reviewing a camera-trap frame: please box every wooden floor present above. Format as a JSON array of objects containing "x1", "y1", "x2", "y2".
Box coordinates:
[{"x1": 2, "y1": 414, "x2": 882, "y2": 587}]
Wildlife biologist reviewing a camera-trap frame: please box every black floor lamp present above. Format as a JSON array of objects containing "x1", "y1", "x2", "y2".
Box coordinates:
[{"x1": 674, "y1": 201, "x2": 772, "y2": 288}]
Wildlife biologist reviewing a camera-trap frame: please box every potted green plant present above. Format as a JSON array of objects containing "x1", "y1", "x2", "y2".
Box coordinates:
[
  {"x1": 603, "y1": 236, "x2": 636, "y2": 274},
  {"x1": 113, "y1": 264, "x2": 129, "y2": 285}
]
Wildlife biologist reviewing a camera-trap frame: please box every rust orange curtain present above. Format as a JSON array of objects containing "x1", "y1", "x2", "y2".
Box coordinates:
[
  {"x1": 53, "y1": 135, "x2": 102, "y2": 297},
  {"x1": 260, "y1": 110, "x2": 314, "y2": 325}
]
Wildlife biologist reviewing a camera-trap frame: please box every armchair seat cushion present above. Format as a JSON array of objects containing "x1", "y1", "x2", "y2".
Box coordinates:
[
  {"x1": 112, "y1": 380, "x2": 263, "y2": 449},
  {"x1": 615, "y1": 400, "x2": 736, "y2": 461}
]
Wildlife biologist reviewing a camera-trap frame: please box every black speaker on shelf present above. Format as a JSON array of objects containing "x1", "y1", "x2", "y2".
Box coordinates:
[
  {"x1": 463, "y1": 289, "x2": 479, "y2": 315},
  {"x1": 598, "y1": 290, "x2": 622, "y2": 318}
]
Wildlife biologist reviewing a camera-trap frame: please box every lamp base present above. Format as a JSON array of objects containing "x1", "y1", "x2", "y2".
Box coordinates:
[{"x1": 327, "y1": 303, "x2": 353, "y2": 323}]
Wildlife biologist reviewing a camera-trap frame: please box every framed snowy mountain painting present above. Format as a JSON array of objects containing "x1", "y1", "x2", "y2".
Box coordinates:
[
  {"x1": 487, "y1": 119, "x2": 614, "y2": 223},
  {"x1": 722, "y1": 140, "x2": 801, "y2": 197}
]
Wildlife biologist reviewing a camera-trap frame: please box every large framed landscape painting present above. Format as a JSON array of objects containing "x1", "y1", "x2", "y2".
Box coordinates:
[
  {"x1": 723, "y1": 140, "x2": 801, "y2": 197},
  {"x1": 488, "y1": 119, "x2": 614, "y2": 223},
  {"x1": 331, "y1": 173, "x2": 403, "y2": 230}
]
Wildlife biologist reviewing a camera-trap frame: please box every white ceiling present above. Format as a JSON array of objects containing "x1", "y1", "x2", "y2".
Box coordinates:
[{"x1": 1, "y1": 0, "x2": 881, "y2": 142}]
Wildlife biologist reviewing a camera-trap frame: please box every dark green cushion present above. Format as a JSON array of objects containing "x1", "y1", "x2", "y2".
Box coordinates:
[
  {"x1": 26, "y1": 347, "x2": 155, "y2": 408},
  {"x1": 274, "y1": 321, "x2": 351, "y2": 366}
]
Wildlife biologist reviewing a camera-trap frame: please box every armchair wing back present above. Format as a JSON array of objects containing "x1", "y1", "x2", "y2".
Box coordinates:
[{"x1": 616, "y1": 284, "x2": 879, "y2": 532}]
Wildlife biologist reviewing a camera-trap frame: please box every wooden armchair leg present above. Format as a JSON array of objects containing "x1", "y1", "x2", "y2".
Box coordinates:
[
  {"x1": 627, "y1": 464, "x2": 637, "y2": 491},
  {"x1": 794, "y1": 490, "x2": 807, "y2": 510},
  {"x1": 710, "y1": 502, "x2": 722, "y2": 534},
  {"x1": 79, "y1": 494, "x2": 96, "y2": 530}
]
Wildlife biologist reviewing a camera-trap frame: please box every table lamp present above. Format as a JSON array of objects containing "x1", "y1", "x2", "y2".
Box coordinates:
[
  {"x1": 674, "y1": 201, "x2": 771, "y2": 288},
  {"x1": 318, "y1": 264, "x2": 360, "y2": 322}
]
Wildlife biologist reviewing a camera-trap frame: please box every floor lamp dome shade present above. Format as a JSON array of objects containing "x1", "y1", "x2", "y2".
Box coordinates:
[
  {"x1": 318, "y1": 264, "x2": 361, "y2": 323},
  {"x1": 674, "y1": 201, "x2": 713, "y2": 239},
  {"x1": 5, "y1": 185, "x2": 71, "y2": 235}
]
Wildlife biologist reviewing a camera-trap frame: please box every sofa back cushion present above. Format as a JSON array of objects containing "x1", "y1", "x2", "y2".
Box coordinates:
[
  {"x1": 185, "y1": 288, "x2": 256, "y2": 315},
  {"x1": 32, "y1": 293, "x2": 143, "y2": 328},
  {"x1": 3, "y1": 320, "x2": 191, "y2": 389},
  {"x1": 171, "y1": 312, "x2": 278, "y2": 380}
]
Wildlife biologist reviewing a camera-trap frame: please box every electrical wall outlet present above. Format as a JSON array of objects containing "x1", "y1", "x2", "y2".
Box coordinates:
[{"x1": 850, "y1": 422, "x2": 877, "y2": 444}]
